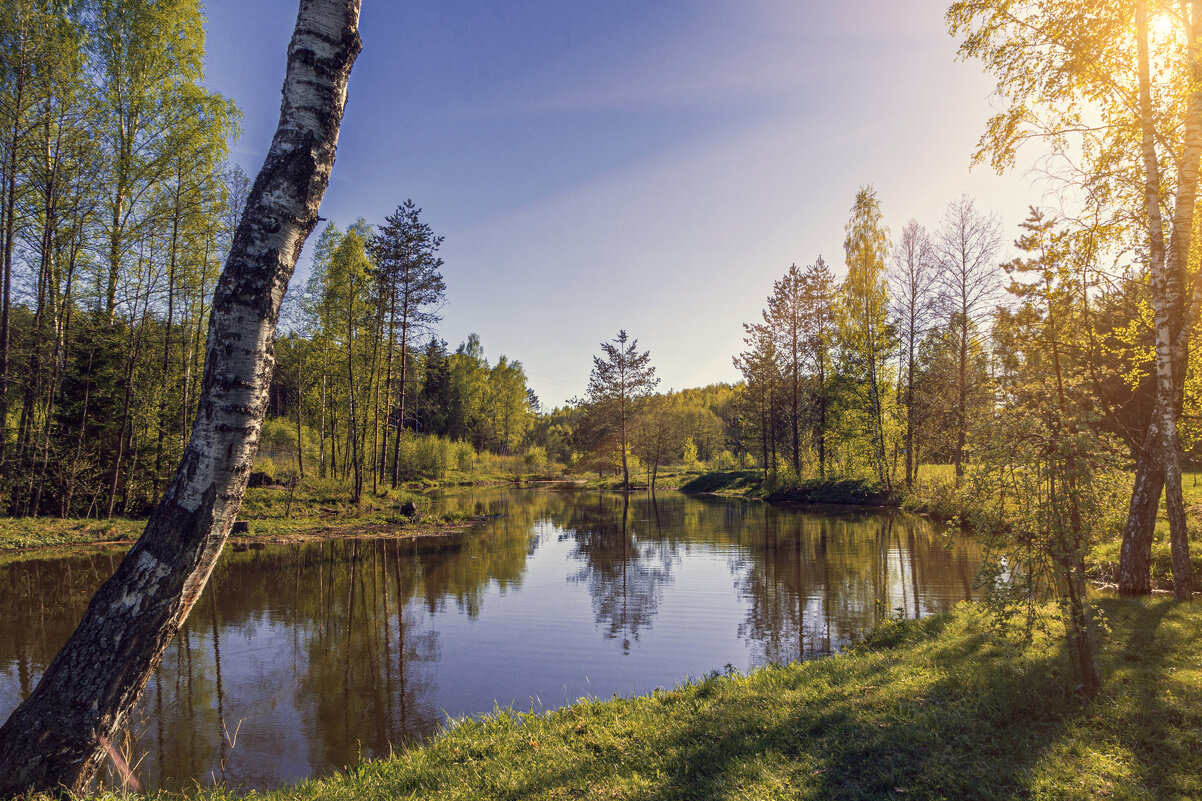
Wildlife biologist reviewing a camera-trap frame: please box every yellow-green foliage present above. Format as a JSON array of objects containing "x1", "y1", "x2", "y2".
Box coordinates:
[
  {"x1": 523, "y1": 445, "x2": 547, "y2": 474},
  {"x1": 453, "y1": 441, "x2": 474, "y2": 472},
  {"x1": 682, "y1": 437, "x2": 699, "y2": 469},
  {"x1": 392, "y1": 433, "x2": 479, "y2": 481}
]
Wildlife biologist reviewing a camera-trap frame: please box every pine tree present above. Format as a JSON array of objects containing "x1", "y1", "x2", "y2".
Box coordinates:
[
  {"x1": 369, "y1": 199, "x2": 444, "y2": 486},
  {"x1": 586, "y1": 330, "x2": 659, "y2": 489},
  {"x1": 763, "y1": 263, "x2": 806, "y2": 474},
  {"x1": 801, "y1": 257, "x2": 837, "y2": 478}
]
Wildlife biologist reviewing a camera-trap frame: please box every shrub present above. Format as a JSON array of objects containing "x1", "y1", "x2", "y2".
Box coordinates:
[{"x1": 524, "y1": 446, "x2": 548, "y2": 474}]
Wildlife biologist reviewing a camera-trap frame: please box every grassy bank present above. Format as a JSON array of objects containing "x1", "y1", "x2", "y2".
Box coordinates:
[
  {"x1": 0, "y1": 517, "x2": 146, "y2": 550},
  {"x1": 0, "y1": 481, "x2": 484, "y2": 553},
  {"x1": 680, "y1": 468, "x2": 1202, "y2": 590},
  {"x1": 677, "y1": 469, "x2": 765, "y2": 495},
  {"x1": 98, "y1": 597, "x2": 1201, "y2": 800},
  {"x1": 0, "y1": 511, "x2": 479, "y2": 554},
  {"x1": 679, "y1": 471, "x2": 898, "y2": 506}
]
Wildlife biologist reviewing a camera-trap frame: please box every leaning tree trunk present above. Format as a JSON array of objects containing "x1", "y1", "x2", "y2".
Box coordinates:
[{"x1": 0, "y1": 1, "x2": 361, "y2": 794}]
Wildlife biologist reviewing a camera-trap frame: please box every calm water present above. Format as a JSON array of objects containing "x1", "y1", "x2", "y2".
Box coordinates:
[{"x1": 0, "y1": 489, "x2": 979, "y2": 791}]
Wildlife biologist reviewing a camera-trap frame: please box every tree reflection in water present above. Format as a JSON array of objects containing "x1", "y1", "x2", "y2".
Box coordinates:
[
  {"x1": 0, "y1": 489, "x2": 980, "y2": 792},
  {"x1": 563, "y1": 493, "x2": 676, "y2": 653}
]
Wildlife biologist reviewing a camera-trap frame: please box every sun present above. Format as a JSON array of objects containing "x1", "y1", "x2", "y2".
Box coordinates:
[{"x1": 1147, "y1": 9, "x2": 1181, "y2": 48}]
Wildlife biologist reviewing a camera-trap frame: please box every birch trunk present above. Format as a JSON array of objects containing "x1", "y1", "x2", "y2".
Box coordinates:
[
  {"x1": 1121, "y1": 0, "x2": 1201, "y2": 598},
  {"x1": 0, "y1": 1, "x2": 360, "y2": 792},
  {"x1": 1119, "y1": 432, "x2": 1164, "y2": 594}
]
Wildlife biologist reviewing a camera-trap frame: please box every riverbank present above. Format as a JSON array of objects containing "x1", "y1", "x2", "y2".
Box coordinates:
[
  {"x1": 680, "y1": 470, "x2": 898, "y2": 505},
  {"x1": 0, "y1": 468, "x2": 690, "y2": 554},
  {"x1": 0, "y1": 482, "x2": 488, "y2": 554},
  {"x1": 680, "y1": 469, "x2": 1202, "y2": 591},
  {"x1": 96, "y1": 596, "x2": 1198, "y2": 800},
  {"x1": 0, "y1": 513, "x2": 484, "y2": 556}
]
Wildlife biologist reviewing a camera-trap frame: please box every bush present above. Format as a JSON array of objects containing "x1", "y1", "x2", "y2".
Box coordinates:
[
  {"x1": 524, "y1": 446, "x2": 548, "y2": 474},
  {"x1": 453, "y1": 441, "x2": 475, "y2": 472},
  {"x1": 709, "y1": 450, "x2": 738, "y2": 471},
  {"x1": 392, "y1": 432, "x2": 462, "y2": 481}
]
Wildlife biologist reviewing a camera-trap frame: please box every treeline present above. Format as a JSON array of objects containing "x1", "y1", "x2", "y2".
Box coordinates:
[
  {"x1": 729, "y1": 182, "x2": 1193, "y2": 691},
  {"x1": 733, "y1": 188, "x2": 1172, "y2": 489},
  {"x1": 536, "y1": 381, "x2": 739, "y2": 485},
  {"x1": 0, "y1": 0, "x2": 546, "y2": 516},
  {"x1": 265, "y1": 215, "x2": 539, "y2": 499},
  {"x1": 0, "y1": 0, "x2": 243, "y2": 517}
]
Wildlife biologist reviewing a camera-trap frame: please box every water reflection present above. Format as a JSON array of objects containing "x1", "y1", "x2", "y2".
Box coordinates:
[
  {"x1": 0, "y1": 490, "x2": 979, "y2": 792},
  {"x1": 564, "y1": 493, "x2": 675, "y2": 652}
]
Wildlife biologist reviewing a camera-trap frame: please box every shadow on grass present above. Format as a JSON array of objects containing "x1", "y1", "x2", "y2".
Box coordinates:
[
  {"x1": 353, "y1": 601, "x2": 1202, "y2": 800},
  {"x1": 1101, "y1": 597, "x2": 1202, "y2": 799},
  {"x1": 438, "y1": 617, "x2": 1073, "y2": 800},
  {"x1": 678, "y1": 471, "x2": 763, "y2": 495},
  {"x1": 644, "y1": 625, "x2": 1076, "y2": 800}
]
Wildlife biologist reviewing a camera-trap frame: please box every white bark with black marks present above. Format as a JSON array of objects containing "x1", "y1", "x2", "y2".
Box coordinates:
[
  {"x1": 0, "y1": 1, "x2": 361, "y2": 793},
  {"x1": 1121, "y1": 0, "x2": 1199, "y2": 599}
]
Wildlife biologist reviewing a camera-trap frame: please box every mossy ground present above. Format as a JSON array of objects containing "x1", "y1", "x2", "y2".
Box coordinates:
[{"x1": 74, "y1": 597, "x2": 1202, "y2": 801}]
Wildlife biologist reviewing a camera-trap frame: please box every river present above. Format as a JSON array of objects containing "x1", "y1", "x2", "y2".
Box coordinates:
[{"x1": 0, "y1": 488, "x2": 980, "y2": 791}]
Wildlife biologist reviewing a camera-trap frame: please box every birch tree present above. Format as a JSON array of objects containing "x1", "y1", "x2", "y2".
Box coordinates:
[
  {"x1": 325, "y1": 222, "x2": 373, "y2": 502},
  {"x1": 948, "y1": 0, "x2": 1202, "y2": 598},
  {"x1": 838, "y1": 186, "x2": 893, "y2": 486},
  {"x1": 91, "y1": 0, "x2": 211, "y2": 323},
  {"x1": 0, "y1": 0, "x2": 361, "y2": 791}
]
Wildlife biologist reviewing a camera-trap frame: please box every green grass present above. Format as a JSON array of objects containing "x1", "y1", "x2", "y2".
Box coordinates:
[
  {"x1": 765, "y1": 477, "x2": 898, "y2": 506},
  {"x1": 86, "y1": 597, "x2": 1202, "y2": 800},
  {"x1": 1080, "y1": 471, "x2": 1202, "y2": 590},
  {"x1": 0, "y1": 481, "x2": 482, "y2": 554},
  {"x1": 678, "y1": 469, "x2": 764, "y2": 495},
  {"x1": 0, "y1": 517, "x2": 145, "y2": 551},
  {"x1": 915, "y1": 463, "x2": 957, "y2": 484},
  {"x1": 680, "y1": 471, "x2": 898, "y2": 506}
]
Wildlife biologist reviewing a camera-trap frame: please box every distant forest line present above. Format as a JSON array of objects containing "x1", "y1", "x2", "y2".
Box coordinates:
[{"x1": 0, "y1": 0, "x2": 1196, "y2": 535}]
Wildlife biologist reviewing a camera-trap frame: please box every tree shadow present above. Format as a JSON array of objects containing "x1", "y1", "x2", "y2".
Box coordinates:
[
  {"x1": 439, "y1": 618, "x2": 1081, "y2": 800},
  {"x1": 377, "y1": 600, "x2": 1202, "y2": 800},
  {"x1": 643, "y1": 627, "x2": 1079, "y2": 800},
  {"x1": 1100, "y1": 597, "x2": 1199, "y2": 798}
]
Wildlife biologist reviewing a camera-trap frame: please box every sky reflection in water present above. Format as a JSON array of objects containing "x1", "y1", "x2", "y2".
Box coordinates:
[{"x1": 0, "y1": 489, "x2": 979, "y2": 791}]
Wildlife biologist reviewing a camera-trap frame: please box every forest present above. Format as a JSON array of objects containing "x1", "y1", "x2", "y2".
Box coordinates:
[
  {"x1": 0, "y1": 0, "x2": 733, "y2": 515},
  {"x1": 0, "y1": 0, "x2": 1198, "y2": 614},
  {"x1": 0, "y1": 0, "x2": 1197, "y2": 594},
  {"x1": 2, "y1": 0, "x2": 1202, "y2": 798}
]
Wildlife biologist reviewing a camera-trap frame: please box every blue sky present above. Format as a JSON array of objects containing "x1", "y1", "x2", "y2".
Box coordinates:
[{"x1": 202, "y1": 0, "x2": 1039, "y2": 408}]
